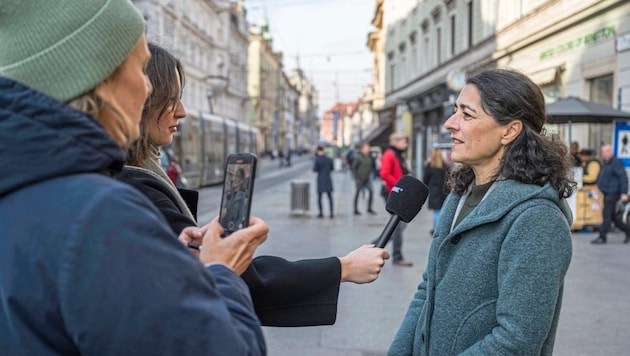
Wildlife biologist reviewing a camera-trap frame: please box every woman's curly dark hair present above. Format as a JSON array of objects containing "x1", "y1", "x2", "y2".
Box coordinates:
[{"x1": 448, "y1": 69, "x2": 576, "y2": 199}]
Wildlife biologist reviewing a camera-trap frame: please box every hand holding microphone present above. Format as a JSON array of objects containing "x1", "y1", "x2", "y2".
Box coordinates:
[{"x1": 374, "y1": 176, "x2": 429, "y2": 248}]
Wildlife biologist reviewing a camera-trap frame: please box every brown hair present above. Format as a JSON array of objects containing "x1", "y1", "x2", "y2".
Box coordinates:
[
  {"x1": 126, "y1": 43, "x2": 185, "y2": 166},
  {"x1": 427, "y1": 149, "x2": 445, "y2": 169}
]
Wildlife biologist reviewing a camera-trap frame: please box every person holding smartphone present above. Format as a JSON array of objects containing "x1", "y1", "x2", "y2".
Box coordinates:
[
  {"x1": 118, "y1": 43, "x2": 391, "y2": 327},
  {"x1": 0, "y1": 1, "x2": 267, "y2": 354}
]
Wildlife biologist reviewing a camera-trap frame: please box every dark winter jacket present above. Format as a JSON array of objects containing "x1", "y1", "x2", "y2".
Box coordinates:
[
  {"x1": 597, "y1": 156, "x2": 628, "y2": 194},
  {"x1": 118, "y1": 167, "x2": 342, "y2": 327},
  {"x1": 314, "y1": 153, "x2": 334, "y2": 193},
  {"x1": 352, "y1": 152, "x2": 373, "y2": 182},
  {"x1": 0, "y1": 78, "x2": 265, "y2": 355},
  {"x1": 422, "y1": 164, "x2": 449, "y2": 210}
]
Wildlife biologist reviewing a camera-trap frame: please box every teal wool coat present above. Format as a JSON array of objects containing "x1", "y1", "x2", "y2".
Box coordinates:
[{"x1": 388, "y1": 180, "x2": 572, "y2": 355}]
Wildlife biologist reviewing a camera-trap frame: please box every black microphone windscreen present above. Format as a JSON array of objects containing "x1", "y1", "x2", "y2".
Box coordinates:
[{"x1": 386, "y1": 176, "x2": 429, "y2": 223}]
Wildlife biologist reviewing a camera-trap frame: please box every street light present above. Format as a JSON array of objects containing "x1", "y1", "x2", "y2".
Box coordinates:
[{"x1": 204, "y1": 74, "x2": 229, "y2": 114}]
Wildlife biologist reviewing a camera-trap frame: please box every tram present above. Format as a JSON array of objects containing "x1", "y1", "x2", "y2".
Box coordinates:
[{"x1": 171, "y1": 111, "x2": 258, "y2": 188}]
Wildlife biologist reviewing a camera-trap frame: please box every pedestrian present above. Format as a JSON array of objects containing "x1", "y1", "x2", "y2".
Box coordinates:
[
  {"x1": 591, "y1": 144, "x2": 630, "y2": 244},
  {"x1": 422, "y1": 148, "x2": 450, "y2": 235},
  {"x1": 118, "y1": 43, "x2": 390, "y2": 326},
  {"x1": 314, "y1": 146, "x2": 335, "y2": 218},
  {"x1": 388, "y1": 69, "x2": 575, "y2": 355},
  {"x1": 278, "y1": 150, "x2": 285, "y2": 168},
  {"x1": 286, "y1": 149, "x2": 292, "y2": 167},
  {"x1": 578, "y1": 148, "x2": 601, "y2": 185},
  {"x1": 0, "y1": 0, "x2": 269, "y2": 354},
  {"x1": 570, "y1": 141, "x2": 581, "y2": 166},
  {"x1": 352, "y1": 143, "x2": 377, "y2": 215},
  {"x1": 380, "y1": 133, "x2": 414, "y2": 266},
  {"x1": 370, "y1": 149, "x2": 380, "y2": 180}
]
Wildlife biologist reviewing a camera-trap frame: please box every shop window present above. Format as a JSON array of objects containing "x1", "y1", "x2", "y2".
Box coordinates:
[{"x1": 590, "y1": 74, "x2": 613, "y2": 106}]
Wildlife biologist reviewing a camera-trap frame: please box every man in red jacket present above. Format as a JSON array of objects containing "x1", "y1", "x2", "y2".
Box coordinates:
[{"x1": 379, "y1": 133, "x2": 413, "y2": 266}]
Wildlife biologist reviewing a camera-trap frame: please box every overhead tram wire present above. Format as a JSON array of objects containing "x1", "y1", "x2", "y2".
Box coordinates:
[{"x1": 246, "y1": 0, "x2": 363, "y2": 9}]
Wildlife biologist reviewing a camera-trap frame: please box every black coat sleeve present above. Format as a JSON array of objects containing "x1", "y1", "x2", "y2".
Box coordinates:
[
  {"x1": 117, "y1": 168, "x2": 196, "y2": 234},
  {"x1": 241, "y1": 255, "x2": 342, "y2": 327},
  {"x1": 119, "y1": 168, "x2": 343, "y2": 327}
]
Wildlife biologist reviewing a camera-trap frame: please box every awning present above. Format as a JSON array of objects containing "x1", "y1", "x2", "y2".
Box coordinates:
[
  {"x1": 361, "y1": 123, "x2": 392, "y2": 147},
  {"x1": 529, "y1": 67, "x2": 559, "y2": 86}
]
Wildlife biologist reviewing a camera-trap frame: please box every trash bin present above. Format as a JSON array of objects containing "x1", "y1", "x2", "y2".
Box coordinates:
[
  {"x1": 333, "y1": 157, "x2": 343, "y2": 171},
  {"x1": 290, "y1": 180, "x2": 310, "y2": 215}
]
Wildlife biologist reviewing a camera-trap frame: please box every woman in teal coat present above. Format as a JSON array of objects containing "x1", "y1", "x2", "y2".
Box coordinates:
[{"x1": 388, "y1": 69, "x2": 575, "y2": 355}]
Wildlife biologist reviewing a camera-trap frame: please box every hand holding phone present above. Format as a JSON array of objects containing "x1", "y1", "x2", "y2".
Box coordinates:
[
  {"x1": 219, "y1": 153, "x2": 257, "y2": 235},
  {"x1": 199, "y1": 217, "x2": 269, "y2": 274}
]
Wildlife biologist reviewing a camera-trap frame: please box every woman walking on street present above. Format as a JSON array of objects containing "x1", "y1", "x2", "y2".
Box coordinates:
[
  {"x1": 422, "y1": 148, "x2": 450, "y2": 235},
  {"x1": 389, "y1": 69, "x2": 575, "y2": 355}
]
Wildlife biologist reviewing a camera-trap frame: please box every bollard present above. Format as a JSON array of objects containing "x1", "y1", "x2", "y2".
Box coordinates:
[{"x1": 290, "y1": 180, "x2": 310, "y2": 215}]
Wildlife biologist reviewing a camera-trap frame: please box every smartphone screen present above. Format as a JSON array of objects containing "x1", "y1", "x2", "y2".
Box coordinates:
[{"x1": 219, "y1": 153, "x2": 257, "y2": 235}]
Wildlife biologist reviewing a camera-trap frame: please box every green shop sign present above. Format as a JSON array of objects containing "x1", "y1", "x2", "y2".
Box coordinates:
[{"x1": 540, "y1": 27, "x2": 616, "y2": 60}]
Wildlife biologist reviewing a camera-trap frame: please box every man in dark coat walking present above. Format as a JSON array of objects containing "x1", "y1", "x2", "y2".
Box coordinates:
[
  {"x1": 314, "y1": 146, "x2": 334, "y2": 218},
  {"x1": 592, "y1": 144, "x2": 630, "y2": 244},
  {"x1": 352, "y1": 143, "x2": 376, "y2": 215}
]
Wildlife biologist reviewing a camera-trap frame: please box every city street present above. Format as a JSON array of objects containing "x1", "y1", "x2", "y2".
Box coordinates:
[{"x1": 197, "y1": 156, "x2": 630, "y2": 355}]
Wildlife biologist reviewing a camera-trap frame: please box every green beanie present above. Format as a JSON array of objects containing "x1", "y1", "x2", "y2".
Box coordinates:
[{"x1": 0, "y1": 0, "x2": 145, "y2": 102}]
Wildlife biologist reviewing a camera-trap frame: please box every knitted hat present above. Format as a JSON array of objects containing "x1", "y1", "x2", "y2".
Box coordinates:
[{"x1": 0, "y1": 0, "x2": 145, "y2": 102}]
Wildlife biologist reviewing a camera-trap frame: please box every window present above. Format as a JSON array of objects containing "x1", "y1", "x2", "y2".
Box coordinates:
[
  {"x1": 410, "y1": 32, "x2": 418, "y2": 77},
  {"x1": 467, "y1": 1, "x2": 473, "y2": 48},
  {"x1": 436, "y1": 27, "x2": 442, "y2": 64},
  {"x1": 433, "y1": 8, "x2": 441, "y2": 66},
  {"x1": 590, "y1": 74, "x2": 614, "y2": 106},
  {"x1": 388, "y1": 52, "x2": 396, "y2": 91},
  {"x1": 399, "y1": 43, "x2": 407, "y2": 85},
  {"x1": 588, "y1": 74, "x2": 614, "y2": 150},
  {"x1": 423, "y1": 36, "x2": 430, "y2": 72},
  {"x1": 421, "y1": 20, "x2": 430, "y2": 73},
  {"x1": 450, "y1": 14, "x2": 456, "y2": 56}
]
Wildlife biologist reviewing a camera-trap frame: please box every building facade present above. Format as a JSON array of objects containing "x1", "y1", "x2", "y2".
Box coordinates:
[
  {"x1": 289, "y1": 65, "x2": 320, "y2": 153},
  {"x1": 379, "y1": 0, "x2": 630, "y2": 177},
  {"x1": 248, "y1": 18, "x2": 285, "y2": 157},
  {"x1": 133, "y1": 0, "x2": 235, "y2": 119},
  {"x1": 279, "y1": 72, "x2": 299, "y2": 155}
]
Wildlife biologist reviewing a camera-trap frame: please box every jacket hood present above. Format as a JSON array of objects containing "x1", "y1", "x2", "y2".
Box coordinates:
[
  {"x1": 450, "y1": 180, "x2": 573, "y2": 232},
  {"x1": 0, "y1": 77, "x2": 125, "y2": 197}
]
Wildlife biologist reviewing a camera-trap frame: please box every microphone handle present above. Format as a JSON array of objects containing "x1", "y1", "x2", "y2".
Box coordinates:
[{"x1": 374, "y1": 215, "x2": 401, "y2": 248}]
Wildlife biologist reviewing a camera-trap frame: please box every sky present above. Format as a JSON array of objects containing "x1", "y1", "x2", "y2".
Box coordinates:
[{"x1": 244, "y1": 0, "x2": 375, "y2": 117}]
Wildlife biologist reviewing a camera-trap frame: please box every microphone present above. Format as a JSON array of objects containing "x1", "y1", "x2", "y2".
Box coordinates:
[{"x1": 374, "y1": 176, "x2": 429, "y2": 248}]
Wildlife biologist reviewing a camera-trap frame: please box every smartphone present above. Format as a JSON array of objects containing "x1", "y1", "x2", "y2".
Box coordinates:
[{"x1": 218, "y1": 153, "x2": 257, "y2": 235}]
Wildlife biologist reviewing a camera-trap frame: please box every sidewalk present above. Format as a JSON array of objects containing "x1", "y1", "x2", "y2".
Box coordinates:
[{"x1": 250, "y1": 168, "x2": 434, "y2": 355}]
